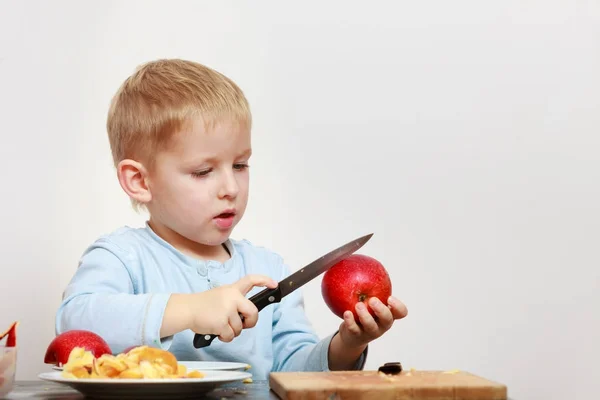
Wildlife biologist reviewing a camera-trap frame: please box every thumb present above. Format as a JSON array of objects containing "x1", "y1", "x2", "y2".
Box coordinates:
[{"x1": 234, "y1": 274, "x2": 278, "y2": 295}]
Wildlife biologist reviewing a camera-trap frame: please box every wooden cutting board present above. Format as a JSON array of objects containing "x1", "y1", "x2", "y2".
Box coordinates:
[{"x1": 269, "y1": 370, "x2": 507, "y2": 400}]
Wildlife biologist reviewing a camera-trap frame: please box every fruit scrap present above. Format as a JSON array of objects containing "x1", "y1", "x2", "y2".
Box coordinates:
[
  {"x1": 378, "y1": 362, "x2": 402, "y2": 375},
  {"x1": 61, "y1": 346, "x2": 205, "y2": 380},
  {"x1": 0, "y1": 321, "x2": 18, "y2": 347},
  {"x1": 442, "y1": 369, "x2": 460, "y2": 374},
  {"x1": 378, "y1": 372, "x2": 399, "y2": 382}
]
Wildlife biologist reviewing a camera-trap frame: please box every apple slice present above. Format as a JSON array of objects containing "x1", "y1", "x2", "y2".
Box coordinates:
[{"x1": 0, "y1": 321, "x2": 18, "y2": 347}]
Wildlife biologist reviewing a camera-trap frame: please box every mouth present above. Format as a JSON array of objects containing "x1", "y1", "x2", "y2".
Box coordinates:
[
  {"x1": 213, "y1": 209, "x2": 237, "y2": 229},
  {"x1": 214, "y1": 209, "x2": 236, "y2": 219}
]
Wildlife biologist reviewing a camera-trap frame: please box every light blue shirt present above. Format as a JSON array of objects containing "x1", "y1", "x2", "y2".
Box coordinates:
[{"x1": 55, "y1": 224, "x2": 367, "y2": 380}]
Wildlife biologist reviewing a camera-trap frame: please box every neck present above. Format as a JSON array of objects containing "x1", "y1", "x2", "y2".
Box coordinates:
[{"x1": 147, "y1": 219, "x2": 231, "y2": 263}]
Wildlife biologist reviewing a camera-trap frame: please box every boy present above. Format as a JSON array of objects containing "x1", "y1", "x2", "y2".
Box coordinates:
[{"x1": 55, "y1": 59, "x2": 408, "y2": 380}]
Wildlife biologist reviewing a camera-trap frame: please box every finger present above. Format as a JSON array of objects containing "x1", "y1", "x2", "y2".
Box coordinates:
[
  {"x1": 355, "y1": 302, "x2": 379, "y2": 336},
  {"x1": 238, "y1": 299, "x2": 259, "y2": 329},
  {"x1": 343, "y1": 311, "x2": 362, "y2": 335},
  {"x1": 388, "y1": 296, "x2": 408, "y2": 319},
  {"x1": 229, "y1": 311, "x2": 244, "y2": 337},
  {"x1": 369, "y1": 297, "x2": 394, "y2": 330},
  {"x1": 234, "y1": 274, "x2": 278, "y2": 295},
  {"x1": 218, "y1": 324, "x2": 236, "y2": 343}
]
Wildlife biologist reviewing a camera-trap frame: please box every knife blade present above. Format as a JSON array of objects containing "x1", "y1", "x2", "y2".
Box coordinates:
[{"x1": 192, "y1": 233, "x2": 373, "y2": 348}]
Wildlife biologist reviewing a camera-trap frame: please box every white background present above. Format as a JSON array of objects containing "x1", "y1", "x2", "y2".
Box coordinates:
[{"x1": 1, "y1": 1, "x2": 599, "y2": 399}]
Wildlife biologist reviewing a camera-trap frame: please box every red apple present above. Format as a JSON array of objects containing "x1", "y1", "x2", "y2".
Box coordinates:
[
  {"x1": 44, "y1": 330, "x2": 112, "y2": 366},
  {"x1": 321, "y1": 254, "x2": 392, "y2": 320},
  {"x1": 0, "y1": 321, "x2": 18, "y2": 347}
]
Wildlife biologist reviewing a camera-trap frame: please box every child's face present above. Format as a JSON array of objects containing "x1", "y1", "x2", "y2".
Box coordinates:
[{"x1": 145, "y1": 117, "x2": 251, "y2": 248}]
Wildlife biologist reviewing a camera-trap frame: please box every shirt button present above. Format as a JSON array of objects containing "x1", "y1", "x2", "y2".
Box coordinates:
[{"x1": 197, "y1": 266, "x2": 207, "y2": 276}]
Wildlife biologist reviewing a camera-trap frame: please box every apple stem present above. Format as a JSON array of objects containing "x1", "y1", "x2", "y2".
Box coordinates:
[{"x1": 358, "y1": 294, "x2": 368, "y2": 302}]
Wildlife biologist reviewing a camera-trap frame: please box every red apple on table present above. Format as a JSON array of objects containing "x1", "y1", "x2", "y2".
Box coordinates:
[
  {"x1": 44, "y1": 330, "x2": 112, "y2": 366},
  {"x1": 321, "y1": 254, "x2": 392, "y2": 320}
]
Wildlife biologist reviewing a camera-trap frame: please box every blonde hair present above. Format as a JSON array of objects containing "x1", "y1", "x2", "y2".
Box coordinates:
[{"x1": 106, "y1": 59, "x2": 252, "y2": 210}]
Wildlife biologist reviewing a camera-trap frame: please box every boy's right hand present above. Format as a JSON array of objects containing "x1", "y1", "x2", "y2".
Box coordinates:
[{"x1": 176, "y1": 275, "x2": 278, "y2": 342}]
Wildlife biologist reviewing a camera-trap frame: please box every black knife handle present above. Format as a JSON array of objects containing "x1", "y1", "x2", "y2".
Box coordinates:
[
  {"x1": 193, "y1": 332, "x2": 218, "y2": 348},
  {"x1": 193, "y1": 286, "x2": 282, "y2": 348},
  {"x1": 248, "y1": 285, "x2": 282, "y2": 312}
]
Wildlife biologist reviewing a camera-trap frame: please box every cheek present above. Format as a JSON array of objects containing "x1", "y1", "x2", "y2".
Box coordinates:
[
  {"x1": 237, "y1": 173, "x2": 250, "y2": 194},
  {"x1": 176, "y1": 182, "x2": 212, "y2": 210},
  {"x1": 152, "y1": 176, "x2": 197, "y2": 208}
]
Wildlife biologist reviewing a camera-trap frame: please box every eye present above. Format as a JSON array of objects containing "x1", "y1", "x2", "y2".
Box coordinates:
[
  {"x1": 233, "y1": 163, "x2": 249, "y2": 171},
  {"x1": 191, "y1": 169, "x2": 211, "y2": 177}
]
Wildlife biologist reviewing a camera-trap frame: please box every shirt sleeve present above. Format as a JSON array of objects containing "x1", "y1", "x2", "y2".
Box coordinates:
[
  {"x1": 269, "y1": 255, "x2": 368, "y2": 372},
  {"x1": 55, "y1": 240, "x2": 173, "y2": 354}
]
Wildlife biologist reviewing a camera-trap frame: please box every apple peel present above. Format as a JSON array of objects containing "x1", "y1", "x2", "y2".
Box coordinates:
[
  {"x1": 0, "y1": 322, "x2": 18, "y2": 347},
  {"x1": 61, "y1": 346, "x2": 205, "y2": 379}
]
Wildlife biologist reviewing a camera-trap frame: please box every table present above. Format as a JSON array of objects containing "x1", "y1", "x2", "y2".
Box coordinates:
[
  {"x1": 5, "y1": 380, "x2": 517, "y2": 399},
  {"x1": 4, "y1": 380, "x2": 280, "y2": 399}
]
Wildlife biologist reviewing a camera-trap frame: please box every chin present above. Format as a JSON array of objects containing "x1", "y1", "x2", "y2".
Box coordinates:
[{"x1": 200, "y1": 230, "x2": 234, "y2": 246}]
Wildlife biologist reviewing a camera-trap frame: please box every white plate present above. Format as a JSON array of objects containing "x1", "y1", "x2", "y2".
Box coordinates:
[
  {"x1": 38, "y1": 370, "x2": 252, "y2": 399},
  {"x1": 179, "y1": 361, "x2": 249, "y2": 371}
]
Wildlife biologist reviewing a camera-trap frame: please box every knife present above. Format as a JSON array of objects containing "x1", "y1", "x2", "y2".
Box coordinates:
[{"x1": 192, "y1": 233, "x2": 373, "y2": 348}]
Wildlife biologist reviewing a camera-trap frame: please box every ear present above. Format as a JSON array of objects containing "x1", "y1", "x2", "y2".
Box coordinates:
[{"x1": 116, "y1": 159, "x2": 152, "y2": 204}]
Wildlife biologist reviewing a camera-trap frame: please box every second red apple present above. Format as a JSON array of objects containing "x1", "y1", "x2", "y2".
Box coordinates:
[
  {"x1": 44, "y1": 330, "x2": 112, "y2": 366},
  {"x1": 321, "y1": 254, "x2": 392, "y2": 320}
]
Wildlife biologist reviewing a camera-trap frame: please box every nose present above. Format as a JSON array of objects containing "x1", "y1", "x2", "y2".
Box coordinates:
[{"x1": 218, "y1": 169, "x2": 239, "y2": 199}]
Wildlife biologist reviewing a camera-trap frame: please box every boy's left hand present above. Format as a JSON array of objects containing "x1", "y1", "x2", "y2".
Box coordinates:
[{"x1": 338, "y1": 296, "x2": 408, "y2": 349}]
